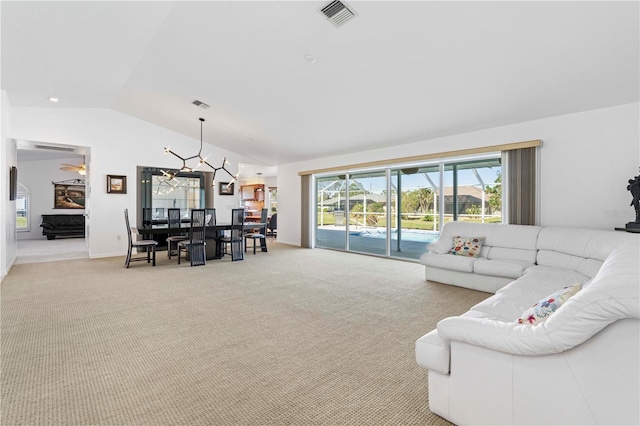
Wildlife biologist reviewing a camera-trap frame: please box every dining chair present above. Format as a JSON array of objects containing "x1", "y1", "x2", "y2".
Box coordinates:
[
  {"x1": 205, "y1": 208, "x2": 217, "y2": 227},
  {"x1": 124, "y1": 208, "x2": 158, "y2": 268},
  {"x1": 153, "y1": 207, "x2": 165, "y2": 220},
  {"x1": 267, "y1": 213, "x2": 277, "y2": 238},
  {"x1": 204, "y1": 208, "x2": 221, "y2": 259},
  {"x1": 220, "y1": 208, "x2": 245, "y2": 261},
  {"x1": 244, "y1": 208, "x2": 268, "y2": 254},
  {"x1": 177, "y1": 209, "x2": 207, "y2": 266},
  {"x1": 166, "y1": 208, "x2": 187, "y2": 259}
]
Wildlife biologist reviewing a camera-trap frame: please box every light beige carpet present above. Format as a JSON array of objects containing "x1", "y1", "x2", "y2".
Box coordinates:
[
  {"x1": 1, "y1": 242, "x2": 489, "y2": 425},
  {"x1": 16, "y1": 238, "x2": 88, "y2": 264}
]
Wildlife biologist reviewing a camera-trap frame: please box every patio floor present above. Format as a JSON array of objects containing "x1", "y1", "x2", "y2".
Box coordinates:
[{"x1": 316, "y1": 227, "x2": 431, "y2": 260}]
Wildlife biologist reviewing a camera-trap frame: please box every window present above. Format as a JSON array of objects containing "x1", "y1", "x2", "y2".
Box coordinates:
[{"x1": 16, "y1": 183, "x2": 29, "y2": 232}]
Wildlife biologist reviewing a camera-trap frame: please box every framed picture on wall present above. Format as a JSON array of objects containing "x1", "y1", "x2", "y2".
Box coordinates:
[
  {"x1": 9, "y1": 166, "x2": 17, "y2": 201},
  {"x1": 54, "y1": 183, "x2": 85, "y2": 209},
  {"x1": 107, "y1": 175, "x2": 127, "y2": 194},
  {"x1": 219, "y1": 182, "x2": 234, "y2": 195}
]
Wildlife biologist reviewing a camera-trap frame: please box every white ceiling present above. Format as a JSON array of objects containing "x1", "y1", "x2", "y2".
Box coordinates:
[{"x1": 2, "y1": 1, "x2": 638, "y2": 167}]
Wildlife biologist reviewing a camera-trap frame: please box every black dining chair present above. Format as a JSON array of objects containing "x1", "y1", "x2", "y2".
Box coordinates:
[
  {"x1": 124, "y1": 208, "x2": 158, "y2": 268},
  {"x1": 267, "y1": 213, "x2": 277, "y2": 238},
  {"x1": 204, "y1": 208, "x2": 222, "y2": 259},
  {"x1": 177, "y1": 209, "x2": 207, "y2": 266},
  {"x1": 244, "y1": 208, "x2": 268, "y2": 254},
  {"x1": 205, "y1": 208, "x2": 217, "y2": 227},
  {"x1": 166, "y1": 208, "x2": 187, "y2": 259},
  {"x1": 220, "y1": 208, "x2": 245, "y2": 261}
]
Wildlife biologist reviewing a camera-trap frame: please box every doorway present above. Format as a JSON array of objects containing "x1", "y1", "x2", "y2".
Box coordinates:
[{"x1": 16, "y1": 140, "x2": 90, "y2": 263}]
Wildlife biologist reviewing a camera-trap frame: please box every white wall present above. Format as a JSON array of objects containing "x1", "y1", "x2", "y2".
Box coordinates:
[
  {"x1": 276, "y1": 103, "x2": 640, "y2": 246},
  {"x1": 16, "y1": 156, "x2": 88, "y2": 240},
  {"x1": 1, "y1": 91, "x2": 18, "y2": 281},
  {"x1": 8, "y1": 107, "x2": 251, "y2": 259}
]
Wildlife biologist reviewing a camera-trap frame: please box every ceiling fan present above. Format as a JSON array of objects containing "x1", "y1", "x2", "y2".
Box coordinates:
[{"x1": 60, "y1": 163, "x2": 86, "y2": 176}]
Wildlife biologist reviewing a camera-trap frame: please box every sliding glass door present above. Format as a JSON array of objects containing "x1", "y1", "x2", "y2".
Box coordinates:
[
  {"x1": 347, "y1": 171, "x2": 387, "y2": 256},
  {"x1": 314, "y1": 156, "x2": 501, "y2": 260},
  {"x1": 316, "y1": 175, "x2": 346, "y2": 250},
  {"x1": 390, "y1": 165, "x2": 440, "y2": 260}
]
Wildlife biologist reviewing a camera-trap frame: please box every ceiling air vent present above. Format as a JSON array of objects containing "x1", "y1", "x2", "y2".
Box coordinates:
[
  {"x1": 33, "y1": 144, "x2": 76, "y2": 152},
  {"x1": 320, "y1": 0, "x2": 356, "y2": 28},
  {"x1": 192, "y1": 100, "x2": 210, "y2": 109}
]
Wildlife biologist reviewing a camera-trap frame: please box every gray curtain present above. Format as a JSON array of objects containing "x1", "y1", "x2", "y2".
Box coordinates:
[
  {"x1": 301, "y1": 174, "x2": 312, "y2": 248},
  {"x1": 506, "y1": 147, "x2": 537, "y2": 225}
]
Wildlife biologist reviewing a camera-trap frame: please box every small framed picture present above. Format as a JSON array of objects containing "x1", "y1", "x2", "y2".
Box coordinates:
[
  {"x1": 9, "y1": 166, "x2": 17, "y2": 201},
  {"x1": 219, "y1": 182, "x2": 234, "y2": 195},
  {"x1": 107, "y1": 175, "x2": 127, "y2": 194}
]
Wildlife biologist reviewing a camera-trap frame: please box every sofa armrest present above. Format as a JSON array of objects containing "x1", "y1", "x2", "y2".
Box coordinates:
[
  {"x1": 437, "y1": 316, "x2": 563, "y2": 355},
  {"x1": 426, "y1": 238, "x2": 452, "y2": 255},
  {"x1": 437, "y1": 296, "x2": 629, "y2": 356},
  {"x1": 415, "y1": 330, "x2": 451, "y2": 374}
]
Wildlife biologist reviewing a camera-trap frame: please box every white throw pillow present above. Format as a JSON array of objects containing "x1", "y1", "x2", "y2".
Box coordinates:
[{"x1": 517, "y1": 284, "x2": 582, "y2": 325}]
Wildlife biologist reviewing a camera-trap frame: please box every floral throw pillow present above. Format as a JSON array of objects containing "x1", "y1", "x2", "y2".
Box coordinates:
[
  {"x1": 450, "y1": 236, "x2": 484, "y2": 257},
  {"x1": 517, "y1": 284, "x2": 582, "y2": 325}
]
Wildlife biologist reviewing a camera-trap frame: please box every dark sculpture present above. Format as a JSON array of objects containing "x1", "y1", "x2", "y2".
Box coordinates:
[{"x1": 627, "y1": 169, "x2": 640, "y2": 228}]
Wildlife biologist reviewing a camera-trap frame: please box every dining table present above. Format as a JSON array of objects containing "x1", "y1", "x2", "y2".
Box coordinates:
[{"x1": 138, "y1": 222, "x2": 267, "y2": 260}]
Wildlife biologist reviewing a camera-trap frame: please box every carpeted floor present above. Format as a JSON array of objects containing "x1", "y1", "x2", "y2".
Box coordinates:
[
  {"x1": 1, "y1": 242, "x2": 490, "y2": 425},
  {"x1": 16, "y1": 238, "x2": 88, "y2": 264}
]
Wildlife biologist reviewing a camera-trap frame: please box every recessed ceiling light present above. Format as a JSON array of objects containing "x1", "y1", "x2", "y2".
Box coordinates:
[
  {"x1": 48, "y1": 96, "x2": 60, "y2": 103},
  {"x1": 304, "y1": 55, "x2": 317, "y2": 64}
]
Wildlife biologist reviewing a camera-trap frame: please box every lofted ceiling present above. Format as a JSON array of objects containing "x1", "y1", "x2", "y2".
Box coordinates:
[{"x1": 2, "y1": 1, "x2": 638, "y2": 167}]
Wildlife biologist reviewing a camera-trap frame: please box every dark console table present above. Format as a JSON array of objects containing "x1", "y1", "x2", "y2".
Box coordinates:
[
  {"x1": 41, "y1": 214, "x2": 85, "y2": 239},
  {"x1": 615, "y1": 227, "x2": 640, "y2": 233}
]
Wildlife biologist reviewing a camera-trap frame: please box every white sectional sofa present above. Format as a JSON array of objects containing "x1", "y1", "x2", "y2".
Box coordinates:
[{"x1": 415, "y1": 222, "x2": 640, "y2": 425}]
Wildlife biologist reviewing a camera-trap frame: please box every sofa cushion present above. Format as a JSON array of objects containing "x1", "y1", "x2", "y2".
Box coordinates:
[
  {"x1": 487, "y1": 247, "x2": 537, "y2": 264},
  {"x1": 469, "y1": 272, "x2": 582, "y2": 322},
  {"x1": 536, "y1": 250, "x2": 604, "y2": 278},
  {"x1": 451, "y1": 236, "x2": 484, "y2": 257},
  {"x1": 517, "y1": 284, "x2": 582, "y2": 325},
  {"x1": 473, "y1": 258, "x2": 532, "y2": 279},
  {"x1": 420, "y1": 252, "x2": 476, "y2": 273},
  {"x1": 488, "y1": 224, "x2": 541, "y2": 250},
  {"x1": 467, "y1": 291, "x2": 527, "y2": 321},
  {"x1": 523, "y1": 265, "x2": 591, "y2": 287},
  {"x1": 536, "y1": 227, "x2": 634, "y2": 262}
]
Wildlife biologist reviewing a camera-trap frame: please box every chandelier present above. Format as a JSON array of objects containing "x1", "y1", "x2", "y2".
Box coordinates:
[{"x1": 163, "y1": 118, "x2": 239, "y2": 186}]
